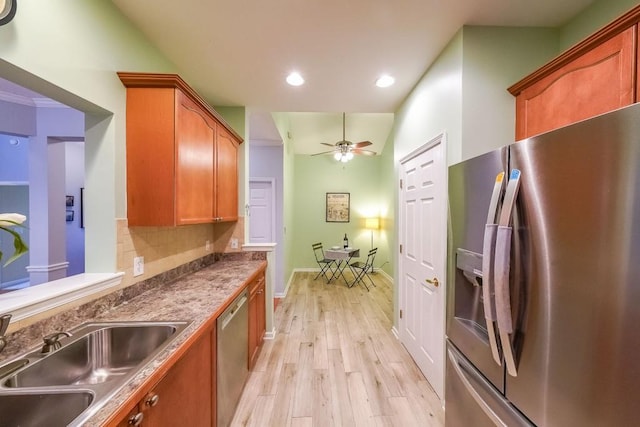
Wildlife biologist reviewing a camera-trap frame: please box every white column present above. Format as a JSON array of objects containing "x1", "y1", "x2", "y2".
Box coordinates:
[{"x1": 28, "y1": 137, "x2": 68, "y2": 285}]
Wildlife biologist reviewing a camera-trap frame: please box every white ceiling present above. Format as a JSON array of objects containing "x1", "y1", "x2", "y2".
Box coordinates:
[
  {"x1": 109, "y1": 0, "x2": 595, "y2": 154},
  {"x1": 1, "y1": 1, "x2": 597, "y2": 155},
  {"x1": 110, "y1": 0, "x2": 595, "y2": 113}
]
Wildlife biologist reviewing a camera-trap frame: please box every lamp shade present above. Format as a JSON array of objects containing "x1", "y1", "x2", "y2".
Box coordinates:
[{"x1": 365, "y1": 217, "x2": 380, "y2": 230}]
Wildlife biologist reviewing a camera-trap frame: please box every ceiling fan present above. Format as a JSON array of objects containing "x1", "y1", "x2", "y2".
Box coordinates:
[{"x1": 311, "y1": 113, "x2": 377, "y2": 162}]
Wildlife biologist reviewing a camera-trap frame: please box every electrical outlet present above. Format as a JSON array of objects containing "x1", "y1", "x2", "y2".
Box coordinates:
[
  {"x1": 133, "y1": 256, "x2": 144, "y2": 277},
  {"x1": 231, "y1": 238, "x2": 239, "y2": 249},
  {"x1": 205, "y1": 240, "x2": 211, "y2": 251}
]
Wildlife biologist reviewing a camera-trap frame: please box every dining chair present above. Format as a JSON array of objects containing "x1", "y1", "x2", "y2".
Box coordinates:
[
  {"x1": 349, "y1": 247, "x2": 377, "y2": 291},
  {"x1": 312, "y1": 242, "x2": 337, "y2": 283}
]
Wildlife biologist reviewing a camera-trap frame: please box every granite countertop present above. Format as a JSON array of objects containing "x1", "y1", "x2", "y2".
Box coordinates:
[
  {"x1": 87, "y1": 259, "x2": 266, "y2": 426},
  {"x1": 0, "y1": 259, "x2": 266, "y2": 427}
]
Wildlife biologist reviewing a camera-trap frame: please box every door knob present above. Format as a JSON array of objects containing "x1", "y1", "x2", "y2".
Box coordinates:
[{"x1": 425, "y1": 277, "x2": 439, "y2": 287}]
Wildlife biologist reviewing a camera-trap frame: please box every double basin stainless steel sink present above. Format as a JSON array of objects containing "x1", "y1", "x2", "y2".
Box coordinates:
[{"x1": 0, "y1": 320, "x2": 190, "y2": 426}]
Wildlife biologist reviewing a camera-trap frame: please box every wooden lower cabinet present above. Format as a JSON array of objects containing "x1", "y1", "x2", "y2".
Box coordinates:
[
  {"x1": 248, "y1": 271, "x2": 266, "y2": 370},
  {"x1": 116, "y1": 406, "x2": 141, "y2": 427},
  {"x1": 115, "y1": 328, "x2": 216, "y2": 426}
]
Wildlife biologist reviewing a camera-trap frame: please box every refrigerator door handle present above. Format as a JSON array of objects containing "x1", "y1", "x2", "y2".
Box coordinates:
[
  {"x1": 495, "y1": 226, "x2": 518, "y2": 376},
  {"x1": 448, "y1": 347, "x2": 509, "y2": 427},
  {"x1": 495, "y1": 169, "x2": 521, "y2": 377},
  {"x1": 482, "y1": 172, "x2": 505, "y2": 365}
]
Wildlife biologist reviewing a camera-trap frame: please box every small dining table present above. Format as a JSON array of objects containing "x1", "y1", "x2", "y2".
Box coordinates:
[{"x1": 324, "y1": 247, "x2": 360, "y2": 285}]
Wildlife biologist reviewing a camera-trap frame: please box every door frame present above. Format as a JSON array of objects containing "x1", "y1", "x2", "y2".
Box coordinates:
[
  {"x1": 397, "y1": 131, "x2": 448, "y2": 400},
  {"x1": 248, "y1": 177, "x2": 276, "y2": 244}
]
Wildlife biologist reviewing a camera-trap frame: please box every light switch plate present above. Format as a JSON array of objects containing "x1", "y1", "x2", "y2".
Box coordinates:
[
  {"x1": 133, "y1": 256, "x2": 144, "y2": 277},
  {"x1": 206, "y1": 240, "x2": 211, "y2": 251},
  {"x1": 231, "y1": 238, "x2": 239, "y2": 249}
]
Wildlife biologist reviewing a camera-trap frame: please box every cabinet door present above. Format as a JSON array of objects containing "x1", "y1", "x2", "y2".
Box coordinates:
[
  {"x1": 143, "y1": 332, "x2": 213, "y2": 427},
  {"x1": 215, "y1": 126, "x2": 239, "y2": 221},
  {"x1": 176, "y1": 92, "x2": 215, "y2": 225},
  {"x1": 256, "y1": 277, "x2": 266, "y2": 347},
  {"x1": 515, "y1": 26, "x2": 635, "y2": 140},
  {"x1": 125, "y1": 87, "x2": 177, "y2": 226},
  {"x1": 248, "y1": 273, "x2": 266, "y2": 369}
]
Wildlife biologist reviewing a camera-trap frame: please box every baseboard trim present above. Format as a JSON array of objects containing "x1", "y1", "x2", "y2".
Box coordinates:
[
  {"x1": 391, "y1": 326, "x2": 400, "y2": 340},
  {"x1": 276, "y1": 268, "x2": 320, "y2": 298},
  {"x1": 264, "y1": 327, "x2": 277, "y2": 340},
  {"x1": 378, "y1": 269, "x2": 393, "y2": 283}
]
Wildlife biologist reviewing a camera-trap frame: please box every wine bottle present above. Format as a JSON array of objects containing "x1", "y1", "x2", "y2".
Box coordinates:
[{"x1": 343, "y1": 233, "x2": 349, "y2": 249}]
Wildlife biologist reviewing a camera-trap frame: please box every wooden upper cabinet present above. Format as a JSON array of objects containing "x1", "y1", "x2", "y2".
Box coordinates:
[
  {"x1": 215, "y1": 125, "x2": 239, "y2": 222},
  {"x1": 176, "y1": 92, "x2": 215, "y2": 224},
  {"x1": 118, "y1": 72, "x2": 243, "y2": 226},
  {"x1": 510, "y1": 26, "x2": 636, "y2": 140}
]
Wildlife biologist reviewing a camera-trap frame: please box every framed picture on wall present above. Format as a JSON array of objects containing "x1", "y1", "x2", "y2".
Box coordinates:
[
  {"x1": 66, "y1": 195, "x2": 74, "y2": 207},
  {"x1": 66, "y1": 210, "x2": 74, "y2": 222},
  {"x1": 326, "y1": 192, "x2": 350, "y2": 223}
]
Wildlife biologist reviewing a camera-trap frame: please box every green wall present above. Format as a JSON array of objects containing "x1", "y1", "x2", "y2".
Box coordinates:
[
  {"x1": 292, "y1": 154, "x2": 390, "y2": 272},
  {"x1": 394, "y1": 30, "x2": 464, "y2": 166},
  {"x1": 0, "y1": 1, "x2": 178, "y2": 272},
  {"x1": 560, "y1": 0, "x2": 640, "y2": 49},
  {"x1": 461, "y1": 26, "x2": 558, "y2": 154},
  {"x1": 377, "y1": 131, "x2": 396, "y2": 277}
]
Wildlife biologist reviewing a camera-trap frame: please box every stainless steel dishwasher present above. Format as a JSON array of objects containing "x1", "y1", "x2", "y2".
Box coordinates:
[{"x1": 217, "y1": 289, "x2": 249, "y2": 427}]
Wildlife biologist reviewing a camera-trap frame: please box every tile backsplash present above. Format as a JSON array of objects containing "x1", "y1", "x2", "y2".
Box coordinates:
[{"x1": 117, "y1": 217, "x2": 245, "y2": 288}]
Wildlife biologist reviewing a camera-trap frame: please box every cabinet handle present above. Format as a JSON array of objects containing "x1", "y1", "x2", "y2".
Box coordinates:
[
  {"x1": 128, "y1": 412, "x2": 144, "y2": 426},
  {"x1": 145, "y1": 393, "x2": 160, "y2": 407}
]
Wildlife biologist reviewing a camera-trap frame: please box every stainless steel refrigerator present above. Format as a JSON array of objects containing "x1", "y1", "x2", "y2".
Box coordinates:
[{"x1": 446, "y1": 103, "x2": 640, "y2": 426}]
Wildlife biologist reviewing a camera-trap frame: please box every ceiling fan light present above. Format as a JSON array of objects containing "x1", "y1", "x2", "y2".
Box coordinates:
[
  {"x1": 286, "y1": 72, "x2": 305, "y2": 86},
  {"x1": 346, "y1": 152, "x2": 354, "y2": 160},
  {"x1": 334, "y1": 152, "x2": 342, "y2": 161},
  {"x1": 376, "y1": 75, "x2": 395, "y2": 88},
  {"x1": 340, "y1": 155, "x2": 349, "y2": 163}
]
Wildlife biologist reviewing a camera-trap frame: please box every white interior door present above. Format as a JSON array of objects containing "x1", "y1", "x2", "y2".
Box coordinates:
[
  {"x1": 398, "y1": 133, "x2": 446, "y2": 400},
  {"x1": 249, "y1": 179, "x2": 275, "y2": 243}
]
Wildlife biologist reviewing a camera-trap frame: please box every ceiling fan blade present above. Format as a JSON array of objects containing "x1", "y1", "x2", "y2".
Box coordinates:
[
  {"x1": 311, "y1": 150, "x2": 337, "y2": 156},
  {"x1": 352, "y1": 141, "x2": 372, "y2": 148},
  {"x1": 352, "y1": 148, "x2": 377, "y2": 156},
  {"x1": 320, "y1": 142, "x2": 336, "y2": 147}
]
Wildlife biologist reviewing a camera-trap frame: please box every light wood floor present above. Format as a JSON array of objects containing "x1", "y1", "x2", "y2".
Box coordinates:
[{"x1": 231, "y1": 271, "x2": 445, "y2": 427}]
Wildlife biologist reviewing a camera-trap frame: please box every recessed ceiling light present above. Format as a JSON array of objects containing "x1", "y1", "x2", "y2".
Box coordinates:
[
  {"x1": 376, "y1": 75, "x2": 395, "y2": 88},
  {"x1": 286, "y1": 72, "x2": 305, "y2": 86}
]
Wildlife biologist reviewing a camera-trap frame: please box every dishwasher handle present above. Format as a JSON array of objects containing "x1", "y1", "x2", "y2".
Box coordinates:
[{"x1": 220, "y1": 293, "x2": 248, "y2": 331}]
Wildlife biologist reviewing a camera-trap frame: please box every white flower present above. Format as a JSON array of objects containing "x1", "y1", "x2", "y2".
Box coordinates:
[
  {"x1": 0, "y1": 213, "x2": 26, "y2": 227},
  {"x1": 0, "y1": 213, "x2": 28, "y2": 266}
]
